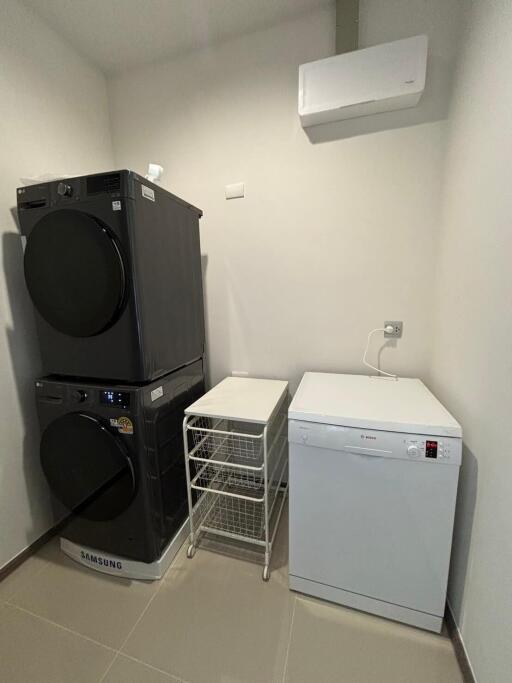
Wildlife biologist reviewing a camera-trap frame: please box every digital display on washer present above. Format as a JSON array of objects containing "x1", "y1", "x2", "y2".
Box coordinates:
[
  {"x1": 425, "y1": 440, "x2": 438, "y2": 459},
  {"x1": 100, "y1": 390, "x2": 130, "y2": 408}
]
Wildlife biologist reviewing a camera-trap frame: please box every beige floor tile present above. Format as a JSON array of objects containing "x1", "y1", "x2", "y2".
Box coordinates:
[
  {"x1": 163, "y1": 536, "x2": 189, "y2": 574},
  {"x1": 285, "y1": 596, "x2": 464, "y2": 683},
  {"x1": 10, "y1": 548, "x2": 160, "y2": 649},
  {"x1": 124, "y1": 549, "x2": 294, "y2": 683},
  {"x1": 0, "y1": 603, "x2": 114, "y2": 683},
  {"x1": 168, "y1": 499, "x2": 290, "y2": 585},
  {"x1": 0, "y1": 552, "x2": 49, "y2": 603},
  {"x1": 0, "y1": 536, "x2": 73, "y2": 603},
  {"x1": 35, "y1": 535, "x2": 64, "y2": 563},
  {"x1": 102, "y1": 655, "x2": 179, "y2": 682}
]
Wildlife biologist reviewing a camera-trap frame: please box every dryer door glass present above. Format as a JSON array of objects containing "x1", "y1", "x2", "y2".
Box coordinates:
[
  {"x1": 24, "y1": 209, "x2": 126, "y2": 337},
  {"x1": 40, "y1": 413, "x2": 135, "y2": 521}
]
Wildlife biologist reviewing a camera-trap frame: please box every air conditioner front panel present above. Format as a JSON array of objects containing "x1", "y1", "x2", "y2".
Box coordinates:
[{"x1": 299, "y1": 35, "x2": 428, "y2": 127}]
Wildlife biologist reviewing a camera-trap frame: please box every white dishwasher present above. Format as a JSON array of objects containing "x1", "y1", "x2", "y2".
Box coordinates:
[{"x1": 288, "y1": 372, "x2": 462, "y2": 632}]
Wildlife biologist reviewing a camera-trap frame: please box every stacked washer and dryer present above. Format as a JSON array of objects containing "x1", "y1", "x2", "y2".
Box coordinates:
[{"x1": 18, "y1": 170, "x2": 206, "y2": 579}]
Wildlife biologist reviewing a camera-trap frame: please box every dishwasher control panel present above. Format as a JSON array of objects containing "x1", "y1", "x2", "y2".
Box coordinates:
[
  {"x1": 405, "y1": 438, "x2": 453, "y2": 460},
  {"x1": 289, "y1": 420, "x2": 462, "y2": 465}
]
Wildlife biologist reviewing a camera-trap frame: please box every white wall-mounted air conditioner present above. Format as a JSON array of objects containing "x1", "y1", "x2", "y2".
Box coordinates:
[{"x1": 299, "y1": 35, "x2": 428, "y2": 128}]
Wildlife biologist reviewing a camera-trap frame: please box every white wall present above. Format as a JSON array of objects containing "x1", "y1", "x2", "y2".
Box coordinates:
[
  {"x1": 0, "y1": 0, "x2": 114, "y2": 569},
  {"x1": 109, "y1": 0, "x2": 462, "y2": 392},
  {"x1": 430, "y1": 1, "x2": 512, "y2": 680},
  {"x1": 2, "y1": 5, "x2": 507, "y2": 678}
]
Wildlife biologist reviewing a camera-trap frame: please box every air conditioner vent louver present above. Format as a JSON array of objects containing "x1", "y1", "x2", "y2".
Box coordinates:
[{"x1": 87, "y1": 173, "x2": 121, "y2": 195}]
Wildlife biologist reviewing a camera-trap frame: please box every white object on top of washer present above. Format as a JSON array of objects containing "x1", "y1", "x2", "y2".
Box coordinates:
[{"x1": 288, "y1": 372, "x2": 461, "y2": 438}]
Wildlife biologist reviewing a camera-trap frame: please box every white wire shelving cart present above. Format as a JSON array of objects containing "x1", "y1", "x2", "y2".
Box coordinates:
[{"x1": 183, "y1": 377, "x2": 289, "y2": 581}]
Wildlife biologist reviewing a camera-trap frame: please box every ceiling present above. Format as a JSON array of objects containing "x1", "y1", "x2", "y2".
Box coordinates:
[{"x1": 23, "y1": 0, "x2": 331, "y2": 75}]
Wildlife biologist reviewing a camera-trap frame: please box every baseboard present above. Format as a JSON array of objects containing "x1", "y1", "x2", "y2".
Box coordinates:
[
  {"x1": 445, "y1": 601, "x2": 477, "y2": 683},
  {"x1": 0, "y1": 517, "x2": 68, "y2": 582}
]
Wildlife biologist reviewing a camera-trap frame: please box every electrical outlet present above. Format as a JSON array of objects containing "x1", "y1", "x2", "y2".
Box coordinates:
[
  {"x1": 225, "y1": 182, "x2": 245, "y2": 200},
  {"x1": 384, "y1": 321, "x2": 403, "y2": 338}
]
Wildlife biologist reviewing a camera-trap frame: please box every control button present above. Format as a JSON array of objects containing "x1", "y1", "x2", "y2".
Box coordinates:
[
  {"x1": 57, "y1": 182, "x2": 73, "y2": 197},
  {"x1": 407, "y1": 444, "x2": 421, "y2": 458},
  {"x1": 70, "y1": 389, "x2": 87, "y2": 403}
]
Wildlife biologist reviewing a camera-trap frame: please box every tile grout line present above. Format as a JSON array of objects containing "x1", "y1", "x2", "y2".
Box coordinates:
[
  {"x1": 5, "y1": 602, "x2": 118, "y2": 654},
  {"x1": 280, "y1": 593, "x2": 298, "y2": 683},
  {"x1": 120, "y1": 653, "x2": 185, "y2": 682},
  {"x1": 97, "y1": 579, "x2": 165, "y2": 683},
  {"x1": 98, "y1": 560, "x2": 185, "y2": 683},
  {"x1": 4, "y1": 545, "x2": 190, "y2": 682},
  {"x1": 7, "y1": 577, "x2": 181, "y2": 681},
  {"x1": 103, "y1": 552, "x2": 199, "y2": 682},
  {"x1": 96, "y1": 651, "x2": 119, "y2": 681}
]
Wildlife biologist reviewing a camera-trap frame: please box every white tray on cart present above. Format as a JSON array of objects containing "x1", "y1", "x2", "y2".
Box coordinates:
[{"x1": 183, "y1": 377, "x2": 289, "y2": 580}]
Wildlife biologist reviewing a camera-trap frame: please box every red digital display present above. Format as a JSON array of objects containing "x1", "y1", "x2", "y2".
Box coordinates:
[{"x1": 426, "y1": 440, "x2": 438, "y2": 458}]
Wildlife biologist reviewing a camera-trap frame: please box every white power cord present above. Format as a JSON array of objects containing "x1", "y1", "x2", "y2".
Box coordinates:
[{"x1": 362, "y1": 326, "x2": 397, "y2": 378}]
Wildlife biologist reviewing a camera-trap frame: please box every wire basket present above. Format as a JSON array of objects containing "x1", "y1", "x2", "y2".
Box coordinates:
[
  {"x1": 191, "y1": 461, "x2": 264, "y2": 497},
  {"x1": 192, "y1": 462, "x2": 287, "y2": 542},
  {"x1": 183, "y1": 384, "x2": 289, "y2": 580},
  {"x1": 188, "y1": 417, "x2": 264, "y2": 467},
  {"x1": 188, "y1": 413, "x2": 286, "y2": 495}
]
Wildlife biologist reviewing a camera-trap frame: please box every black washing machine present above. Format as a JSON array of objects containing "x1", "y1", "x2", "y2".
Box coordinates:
[
  {"x1": 36, "y1": 361, "x2": 204, "y2": 563},
  {"x1": 18, "y1": 170, "x2": 205, "y2": 382}
]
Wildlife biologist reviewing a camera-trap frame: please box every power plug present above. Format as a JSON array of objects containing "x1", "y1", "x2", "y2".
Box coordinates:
[{"x1": 384, "y1": 321, "x2": 403, "y2": 338}]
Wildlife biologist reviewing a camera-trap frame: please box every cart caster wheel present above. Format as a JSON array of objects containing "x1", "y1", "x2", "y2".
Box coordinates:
[
  {"x1": 262, "y1": 566, "x2": 270, "y2": 581},
  {"x1": 187, "y1": 544, "x2": 196, "y2": 559}
]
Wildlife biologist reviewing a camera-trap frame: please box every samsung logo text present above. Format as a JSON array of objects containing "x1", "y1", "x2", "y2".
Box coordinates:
[{"x1": 80, "y1": 551, "x2": 122, "y2": 570}]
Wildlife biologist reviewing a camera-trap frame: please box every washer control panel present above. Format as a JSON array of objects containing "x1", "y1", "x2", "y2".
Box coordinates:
[{"x1": 100, "y1": 390, "x2": 131, "y2": 409}]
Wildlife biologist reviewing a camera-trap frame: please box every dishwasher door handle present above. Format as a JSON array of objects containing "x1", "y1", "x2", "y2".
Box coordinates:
[{"x1": 344, "y1": 446, "x2": 392, "y2": 458}]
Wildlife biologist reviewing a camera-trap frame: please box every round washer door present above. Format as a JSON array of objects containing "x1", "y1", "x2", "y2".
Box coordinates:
[
  {"x1": 40, "y1": 413, "x2": 136, "y2": 522},
  {"x1": 24, "y1": 209, "x2": 126, "y2": 337}
]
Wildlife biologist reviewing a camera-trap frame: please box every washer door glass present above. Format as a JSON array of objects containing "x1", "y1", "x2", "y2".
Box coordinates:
[
  {"x1": 40, "y1": 413, "x2": 136, "y2": 521},
  {"x1": 24, "y1": 209, "x2": 126, "y2": 337}
]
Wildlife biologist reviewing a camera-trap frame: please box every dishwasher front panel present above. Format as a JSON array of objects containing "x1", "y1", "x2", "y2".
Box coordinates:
[{"x1": 289, "y1": 435, "x2": 460, "y2": 618}]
